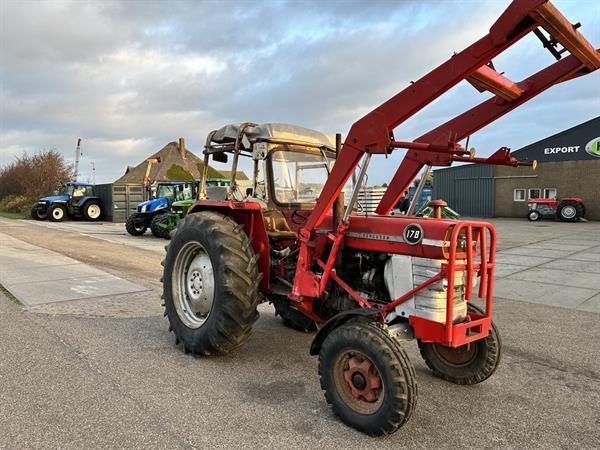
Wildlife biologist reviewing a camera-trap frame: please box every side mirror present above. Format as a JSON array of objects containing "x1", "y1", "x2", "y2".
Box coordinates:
[{"x1": 213, "y1": 153, "x2": 228, "y2": 163}]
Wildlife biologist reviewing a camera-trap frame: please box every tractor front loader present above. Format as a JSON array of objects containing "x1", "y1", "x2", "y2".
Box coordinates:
[{"x1": 161, "y1": 0, "x2": 599, "y2": 436}]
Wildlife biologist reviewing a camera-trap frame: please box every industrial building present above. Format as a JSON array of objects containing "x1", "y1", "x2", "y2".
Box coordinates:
[{"x1": 433, "y1": 117, "x2": 600, "y2": 220}]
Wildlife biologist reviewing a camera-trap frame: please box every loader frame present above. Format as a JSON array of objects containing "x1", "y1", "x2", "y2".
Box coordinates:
[{"x1": 287, "y1": 0, "x2": 599, "y2": 346}]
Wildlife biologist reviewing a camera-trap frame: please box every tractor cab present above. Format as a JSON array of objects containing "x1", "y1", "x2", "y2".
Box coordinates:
[
  {"x1": 64, "y1": 182, "x2": 95, "y2": 199},
  {"x1": 198, "y1": 123, "x2": 341, "y2": 240}
]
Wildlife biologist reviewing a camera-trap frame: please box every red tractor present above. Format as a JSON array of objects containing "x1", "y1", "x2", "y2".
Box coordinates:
[
  {"x1": 528, "y1": 197, "x2": 586, "y2": 222},
  {"x1": 161, "y1": 0, "x2": 599, "y2": 435}
]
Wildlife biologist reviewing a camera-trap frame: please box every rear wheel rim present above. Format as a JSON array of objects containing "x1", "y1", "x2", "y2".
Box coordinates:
[
  {"x1": 87, "y1": 204, "x2": 101, "y2": 219},
  {"x1": 333, "y1": 350, "x2": 384, "y2": 414},
  {"x1": 561, "y1": 205, "x2": 576, "y2": 219},
  {"x1": 432, "y1": 343, "x2": 478, "y2": 366},
  {"x1": 172, "y1": 241, "x2": 215, "y2": 329}
]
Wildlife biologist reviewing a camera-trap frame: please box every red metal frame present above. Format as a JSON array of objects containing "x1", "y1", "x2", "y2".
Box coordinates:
[{"x1": 287, "y1": 0, "x2": 598, "y2": 345}]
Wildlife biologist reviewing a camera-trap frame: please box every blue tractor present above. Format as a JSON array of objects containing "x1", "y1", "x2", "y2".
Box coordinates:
[
  {"x1": 31, "y1": 182, "x2": 104, "y2": 222},
  {"x1": 126, "y1": 181, "x2": 196, "y2": 237}
]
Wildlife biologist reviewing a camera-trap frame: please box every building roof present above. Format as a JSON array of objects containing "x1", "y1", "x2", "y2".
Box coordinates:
[{"x1": 113, "y1": 141, "x2": 223, "y2": 184}]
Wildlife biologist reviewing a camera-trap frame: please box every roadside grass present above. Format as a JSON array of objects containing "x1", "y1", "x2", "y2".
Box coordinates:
[
  {"x1": 0, "y1": 283, "x2": 22, "y2": 306},
  {"x1": 0, "y1": 211, "x2": 29, "y2": 220}
]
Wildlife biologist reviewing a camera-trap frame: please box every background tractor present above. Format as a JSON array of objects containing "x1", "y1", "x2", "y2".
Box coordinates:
[
  {"x1": 161, "y1": 0, "x2": 599, "y2": 436},
  {"x1": 157, "y1": 178, "x2": 231, "y2": 239},
  {"x1": 126, "y1": 181, "x2": 195, "y2": 237},
  {"x1": 31, "y1": 182, "x2": 103, "y2": 222},
  {"x1": 527, "y1": 197, "x2": 586, "y2": 222}
]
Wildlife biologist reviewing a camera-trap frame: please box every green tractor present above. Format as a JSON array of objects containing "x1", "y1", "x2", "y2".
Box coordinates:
[{"x1": 157, "y1": 178, "x2": 231, "y2": 239}]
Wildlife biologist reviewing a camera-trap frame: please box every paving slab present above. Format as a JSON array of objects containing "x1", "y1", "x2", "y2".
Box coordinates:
[
  {"x1": 543, "y1": 239, "x2": 600, "y2": 246},
  {"x1": 0, "y1": 262, "x2": 107, "y2": 284},
  {"x1": 494, "y1": 278, "x2": 597, "y2": 309},
  {"x1": 494, "y1": 254, "x2": 553, "y2": 267},
  {"x1": 493, "y1": 263, "x2": 526, "y2": 279},
  {"x1": 577, "y1": 293, "x2": 600, "y2": 313},
  {"x1": 4, "y1": 275, "x2": 147, "y2": 305},
  {"x1": 540, "y1": 259, "x2": 600, "y2": 274},
  {"x1": 498, "y1": 247, "x2": 575, "y2": 259},
  {"x1": 524, "y1": 242, "x2": 592, "y2": 252},
  {"x1": 507, "y1": 267, "x2": 600, "y2": 291},
  {"x1": 0, "y1": 233, "x2": 148, "y2": 306},
  {"x1": 565, "y1": 251, "x2": 600, "y2": 262}
]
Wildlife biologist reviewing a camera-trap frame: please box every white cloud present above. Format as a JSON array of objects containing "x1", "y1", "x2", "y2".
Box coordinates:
[{"x1": 0, "y1": 0, "x2": 598, "y2": 184}]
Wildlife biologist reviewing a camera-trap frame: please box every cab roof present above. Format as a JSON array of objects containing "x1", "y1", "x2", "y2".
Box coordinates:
[{"x1": 210, "y1": 123, "x2": 336, "y2": 150}]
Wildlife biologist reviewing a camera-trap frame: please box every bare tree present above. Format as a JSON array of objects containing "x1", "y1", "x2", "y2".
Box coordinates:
[{"x1": 0, "y1": 149, "x2": 73, "y2": 207}]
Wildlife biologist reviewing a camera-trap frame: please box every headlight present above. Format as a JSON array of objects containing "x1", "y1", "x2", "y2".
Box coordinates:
[
  {"x1": 38, "y1": 201, "x2": 47, "y2": 204},
  {"x1": 529, "y1": 203, "x2": 536, "y2": 210}
]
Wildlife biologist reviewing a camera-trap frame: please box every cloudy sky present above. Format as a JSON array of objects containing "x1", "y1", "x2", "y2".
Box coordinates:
[{"x1": 1, "y1": 0, "x2": 599, "y2": 184}]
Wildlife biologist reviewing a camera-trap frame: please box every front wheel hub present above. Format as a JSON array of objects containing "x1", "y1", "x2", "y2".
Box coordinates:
[{"x1": 342, "y1": 354, "x2": 382, "y2": 403}]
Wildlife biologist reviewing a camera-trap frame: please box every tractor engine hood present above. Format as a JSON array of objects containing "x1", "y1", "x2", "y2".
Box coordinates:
[
  {"x1": 138, "y1": 197, "x2": 169, "y2": 213},
  {"x1": 38, "y1": 194, "x2": 70, "y2": 203}
]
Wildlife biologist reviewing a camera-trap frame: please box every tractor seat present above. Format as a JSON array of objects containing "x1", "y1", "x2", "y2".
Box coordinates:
[{"x1": 263, "y1": 209, "x2": 298, "y2": 239}]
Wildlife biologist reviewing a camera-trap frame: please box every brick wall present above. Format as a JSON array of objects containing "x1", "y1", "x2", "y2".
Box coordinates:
[{"x1": 494, "y1": 160, "x2": 600, "y2": 219}]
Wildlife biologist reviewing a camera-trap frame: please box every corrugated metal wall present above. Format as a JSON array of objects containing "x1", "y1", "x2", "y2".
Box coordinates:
[{"x1": 432, "y1": 165, "x2": 495, "y2": 218}]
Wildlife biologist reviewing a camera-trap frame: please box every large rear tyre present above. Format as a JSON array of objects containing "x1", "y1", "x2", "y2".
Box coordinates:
[
  {"x1": 418, "y1": 303, "x2": 501, "y2": 385},
  {"x1": 30, "y1": 205, "x2": 46, "y2": 221},
  {"x1": 48, "y1": 204, "x2": 66, "y2": 222},
  {"x1": 557, "y1": 201, "x2": 582, "y2": 222},
  {"x1": 272, "y1": 296, "x2": 317, "y2": 332},
  {"x1": 125, "y1": 213, "x2": 147, "y2": 236},
  {"x1": 150, "y1": 213, "x2": 169, "y2": 238},
  {"x1": 162, "y1": 211, "x2": 261, "y2": 356},
  {"x1": 83, "y1": 200, "x2": 102, "y2": 221},
  {"x1": 318, "y1": 320, "x2": 417, "y2": 436}
]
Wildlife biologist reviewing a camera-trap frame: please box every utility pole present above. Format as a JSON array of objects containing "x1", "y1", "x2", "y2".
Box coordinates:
[
  {"x1": 90, "y1": 161, "x2": 96, "y2": 184},
  {"x1": 74, "y1": 138, "x2": 82, "y2": 181}
]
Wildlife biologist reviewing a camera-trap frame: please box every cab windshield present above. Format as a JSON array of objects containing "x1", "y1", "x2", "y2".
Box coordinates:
[
  {"x1": 270, "y1": 150, "x2": 331, "y2": 205},
  {"x1": 156, "y1": 184, "x2": 176, "y2": 200},
  {"x1": 64, "y1": 184, "x2": 92, "y2": 197},
  {"x1": 156, "y1": 184, "x2": 194, "y2": 201}
]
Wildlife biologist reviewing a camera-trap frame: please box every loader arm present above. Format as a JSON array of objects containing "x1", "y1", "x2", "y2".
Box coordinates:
[
  {"x1": 294, "y1": 0, "x2": 599, "y2": 299},
  {"x1": 300, "y1": 0, "x2": 599, "y2": 233}
]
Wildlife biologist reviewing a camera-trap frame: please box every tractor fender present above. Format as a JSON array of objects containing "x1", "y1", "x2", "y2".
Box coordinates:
[
  {"x1": 309, "y1": 308, "x2": 382, "y2": 356},
  {"x1": 76, "y1": 196, "x2": 102, "y2": 207},
  {"x1": 188, "y1": 200, "x2": 270, "y2": 292}
]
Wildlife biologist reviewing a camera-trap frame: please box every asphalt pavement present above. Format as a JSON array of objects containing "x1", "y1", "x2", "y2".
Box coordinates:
[{"x1": 0, "y1": 217, "x2": 599, "y2": 449}]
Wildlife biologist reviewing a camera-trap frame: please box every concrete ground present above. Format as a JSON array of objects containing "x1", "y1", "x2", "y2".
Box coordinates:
[{"x1": 0, "y1": 217, "x2": 599, "y2": 449}]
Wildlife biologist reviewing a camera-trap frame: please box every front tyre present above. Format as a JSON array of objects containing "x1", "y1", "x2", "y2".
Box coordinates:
[
  {"x1": 30, "y1": 205, "x2": 46, "y2": 221},
  {"x1": 318, "y1": 320, "x2": 417, "y2": 436},
  {"x1": 418, "y1": 303, "x2": 501, "y2": 385},
  {"x1": 527, "y1": 210, "x2": 541, "y2": 221},
  {"x1": 150, "y1": 213, "x2": 169, "y2": 238},
  {"x1": 48, "y1": 204, "x2": 66, "y2": 222},
  {"x1": 125, "y1": 213, "x2": 147, "y2": 236},
  {"x1": 83, "y1": 200, "x2": 102, "y2": 221},
  {"x1": 162, "y1": 211, "x2": 261, "y2": 356}
]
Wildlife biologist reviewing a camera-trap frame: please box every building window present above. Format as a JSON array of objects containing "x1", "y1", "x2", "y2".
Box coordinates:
[
  {"x1": 514, "y1": 189, "x2": 526, "y2": 202},
  {"x1": 543, "y1": 188, "x2": 557, "y2": 199},
  {"x1": 528, "y1": 188, "x2": 541, "y2": 199}
]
